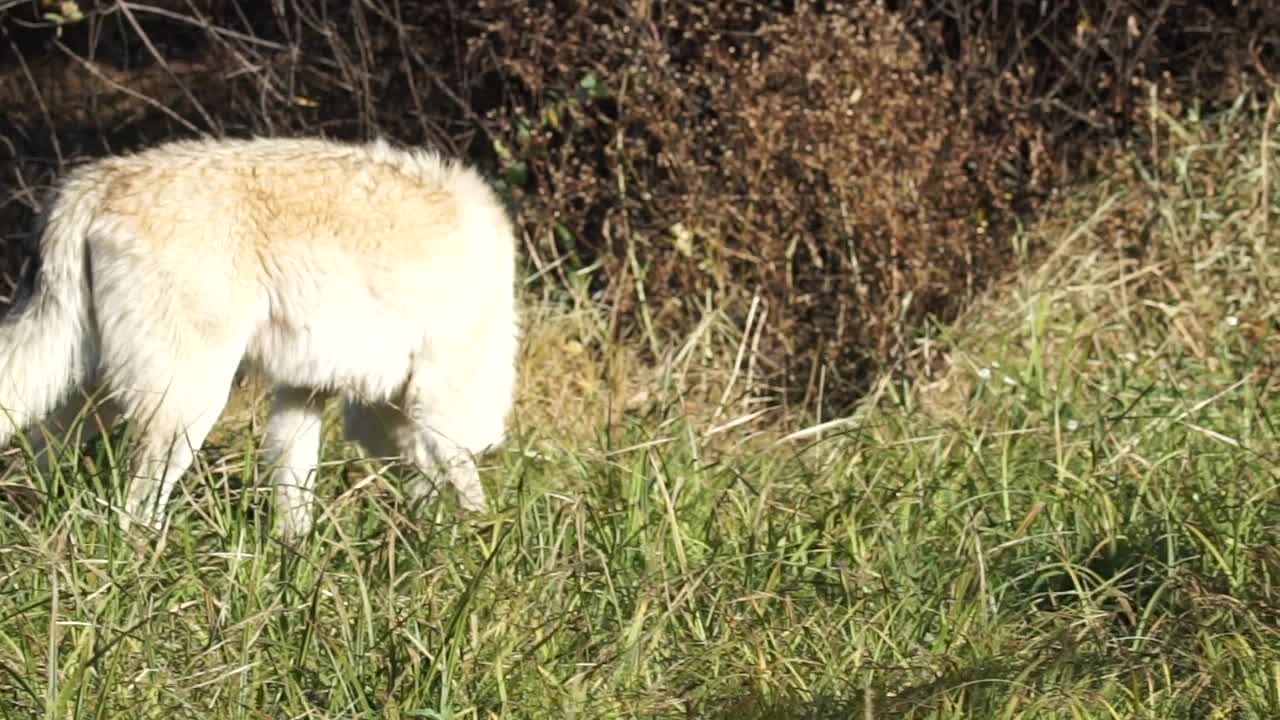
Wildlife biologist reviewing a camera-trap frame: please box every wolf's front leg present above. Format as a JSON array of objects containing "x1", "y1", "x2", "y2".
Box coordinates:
[
  {"x1": 122, "y1": 417, "x2": 220, "y2": 533},
  {"x1": 265, "y1": 386, "x2": 329, "y2": 541}
]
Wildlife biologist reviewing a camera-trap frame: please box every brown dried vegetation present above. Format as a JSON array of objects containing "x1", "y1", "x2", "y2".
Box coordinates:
[{"x1": 1, "y1": 0, "x2": 1277, "y2": 415}]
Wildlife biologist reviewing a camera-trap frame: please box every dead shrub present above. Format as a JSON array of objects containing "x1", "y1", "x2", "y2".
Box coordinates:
[
  {"x1": 2, "y1": 0, "x2": 1277, "y2": 418},
  {"x1": 479, "y1": 3, "x2": 1026, "y2": 412}
]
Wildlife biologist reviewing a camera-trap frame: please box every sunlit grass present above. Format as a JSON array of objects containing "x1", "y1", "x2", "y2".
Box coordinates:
[{"x1": 2, "y1": 96, "x2": 1278, "y2": 719}]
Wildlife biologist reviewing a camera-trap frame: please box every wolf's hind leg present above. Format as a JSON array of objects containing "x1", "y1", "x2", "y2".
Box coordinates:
[{"x1": 117, "y1": 353, "x2": 240, "y2": 533}]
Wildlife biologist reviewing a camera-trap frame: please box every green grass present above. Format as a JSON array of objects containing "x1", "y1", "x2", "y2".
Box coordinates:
[{"x1": 2, "y1": 98, "x2": 1279, "y2": 719}]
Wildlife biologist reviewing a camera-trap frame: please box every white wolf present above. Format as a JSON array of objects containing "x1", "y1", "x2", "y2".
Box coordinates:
[{"x1": 0, "y1": 136, "x2": 519, "y2": 539}]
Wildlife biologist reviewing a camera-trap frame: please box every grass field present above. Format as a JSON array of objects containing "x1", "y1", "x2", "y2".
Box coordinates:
[{"x1": 2, "y1": 99, "x2": 1278, "y2": 719}]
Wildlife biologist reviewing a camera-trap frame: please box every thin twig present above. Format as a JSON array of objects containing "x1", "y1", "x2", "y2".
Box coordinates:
[
  {"x1": 5, "y1": 32, "x2": 62, "y2": 166},
  {"x1": 114, "y1": 1, "x2": 217, "y2": 132},
  {"x1": 54, "y1": 41, "x2": 203, "y2": 135}
]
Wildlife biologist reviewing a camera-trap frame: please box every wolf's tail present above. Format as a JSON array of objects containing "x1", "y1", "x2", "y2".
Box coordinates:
[{"x1": 0, "y1": 174, "x2": 100, "y2": 445}]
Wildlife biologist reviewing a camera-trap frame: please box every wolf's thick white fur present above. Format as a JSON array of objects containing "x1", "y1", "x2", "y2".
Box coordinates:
[{"x1": 0, "y1": 136, "x2": 518, "y2": 538}]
